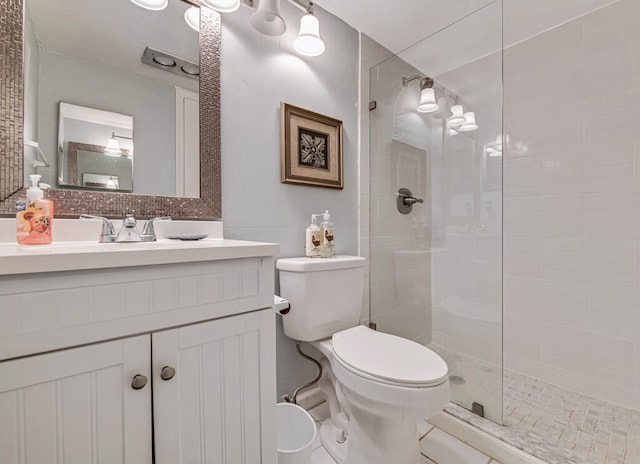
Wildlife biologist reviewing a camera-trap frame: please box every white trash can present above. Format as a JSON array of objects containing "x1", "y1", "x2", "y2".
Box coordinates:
[{"x1": 277, "y1": 403, "x2": 317, "y2": 464}]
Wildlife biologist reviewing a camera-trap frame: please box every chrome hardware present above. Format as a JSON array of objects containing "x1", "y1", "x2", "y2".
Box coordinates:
[
  {"x1": 396, "y1": 188, "x2": 424, "y2": 214},
  {"x1": 131, "y1": 374, "x2": 148, "y2": 390},
  {"x1": 116, "y1": 214, "x2": 142, "y2": 242},
  {"x1": 160, "y1": 366, "x2": 176, "y2": 381},
  {"x1": 140, "y1": 216, "x2": 171, "y2": 242},
  {"x1": 80, "y1": 214, "x2": 117, "y2": 243}
]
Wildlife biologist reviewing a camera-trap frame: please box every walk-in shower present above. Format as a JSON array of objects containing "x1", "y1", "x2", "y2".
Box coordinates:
[{"x1": 367, "y1": 0, "x2": 640, "y2": 462}]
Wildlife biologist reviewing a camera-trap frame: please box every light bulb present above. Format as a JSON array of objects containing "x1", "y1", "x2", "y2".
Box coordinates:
[{"x1": 294, "y1": 14, "x2": 325, "y2": 57}]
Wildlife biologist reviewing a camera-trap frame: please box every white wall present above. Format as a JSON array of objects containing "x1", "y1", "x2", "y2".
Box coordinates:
[
  {"x1": 219, "y1": 3, "x2": 359, "y2": 398},
  {"x1": 503, "y1": 0, "x2": 640, "y2": 411}
]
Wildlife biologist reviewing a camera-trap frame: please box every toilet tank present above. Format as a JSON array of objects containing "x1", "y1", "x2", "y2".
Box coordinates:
[{"x1": 277, "y1": 256, "x2": 366, "y2": 341}]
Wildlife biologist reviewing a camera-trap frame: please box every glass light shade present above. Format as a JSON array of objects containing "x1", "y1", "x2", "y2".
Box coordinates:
[
  {"x1": 447, "y1": 104, "x2": 466, "y2": 125},
  {"x1": 128, "y1": 0, "x2": 167, "y2": 10},
  {"x1": 417, "y1": 87, "x2": 439, "y2": 113},
  {"x1": 459, "y1": 112, "x2": 479, "y2": 131},
  {"x1": 202, "y1": 0, "x2": 240, "y2": 13},
  {"x1": 105, "y1": 136, "x2": 121, "y2": 155},
  {"x1": 250, "y1": 0, "x2": 286, "y2": 36},
  {"x1": 184, "y1": 6, "x2": 200, "y2": 32},
  {"x1": 294, "y1": 14, "x2": 325, "y2": 57}
]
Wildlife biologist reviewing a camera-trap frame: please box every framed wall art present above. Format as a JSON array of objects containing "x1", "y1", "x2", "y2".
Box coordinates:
[{"x1": 280, "y1": 102, "x2": 343, "y2": 189}]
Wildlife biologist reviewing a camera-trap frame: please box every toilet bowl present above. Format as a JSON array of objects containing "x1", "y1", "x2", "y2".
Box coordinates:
[
  {"x1": 276, "y1": 256, "x2": 450, "y2": 464},
  {"x1": 311, "y1": 326, "x2": 449, "y2": 464}
]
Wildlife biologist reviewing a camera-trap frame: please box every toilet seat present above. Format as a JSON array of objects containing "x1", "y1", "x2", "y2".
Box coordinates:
[{"x1": 331, "y1": 326, "x2": 448, "y2": 387}]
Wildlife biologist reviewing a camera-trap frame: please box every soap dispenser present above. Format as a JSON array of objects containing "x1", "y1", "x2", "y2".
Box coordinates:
[
  {"x1": 305, "y1": 214, "x2": 322, "y2": 257},
  {"x1": 16, "y1": 174, "x2": 53, "y2": 245},
  {"x1": 320, "y1": 210, "x2": 334, "y2": 257}
]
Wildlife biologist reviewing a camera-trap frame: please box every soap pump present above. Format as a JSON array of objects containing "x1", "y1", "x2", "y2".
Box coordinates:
[
  {"x1": 320, "y1": 210, "x2": 334, "y2": 257},
  {"x1": 305, "y1": 214, "x2": 322, "y2": 257},
  {"x1": 16, "y1": 174, "x2": 54, "y2": 245}
]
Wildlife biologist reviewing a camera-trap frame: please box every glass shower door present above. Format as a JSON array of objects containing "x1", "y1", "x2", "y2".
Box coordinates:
[{"x1": 368, "y1": 1, "x2": 503, "y2": 423}]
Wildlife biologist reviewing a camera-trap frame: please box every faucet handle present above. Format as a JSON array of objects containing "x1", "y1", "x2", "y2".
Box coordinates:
[
  {"x1": 80, "y1": 214, "x2": 117, "y2": 243},
  {"x1": 141, "y1": 216, "x2": 171, "y2": 242}
]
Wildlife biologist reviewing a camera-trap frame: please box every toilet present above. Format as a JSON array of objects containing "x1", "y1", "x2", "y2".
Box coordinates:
[{"x1": 277, "y1": 255, "x2": 449, "y2": 464}]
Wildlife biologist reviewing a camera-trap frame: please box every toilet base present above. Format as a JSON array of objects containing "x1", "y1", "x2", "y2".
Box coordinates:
[{"x1": 319, "y1": 410, "x2": 423, "y2": 464}]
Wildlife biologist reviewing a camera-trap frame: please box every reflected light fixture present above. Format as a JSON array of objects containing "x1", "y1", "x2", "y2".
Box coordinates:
[
  {"x1": 105, "y1": 134, "x2": 121, "y2": 155},
  {"x1": 293, "y1": 4, "x2": 325, "y2": 56},
  {"x1": 447, "y1": 104, "x2": 466, "y2": 125},
  {"x1": 202, "y1": 0, "x2": 241, "y2": 13},
  {"x1": 184, "y1": 6, "x2": 200, "y2": 32},
  {"x1": 459, "y1": 112, "x2": 479, "y2": 131},
  {"x1": 128, "y1": 0, "x2": 168, "y2": 11},
  {"x1": 250, "y1": 0, "x2": 287, "y2": 36},
  {"x1": 401, "y1": 75, "x2": 440, "y2": 114},
  {"x1": 104, "y1": 132, "x2": 133, "y2": 156},
  {"x1": 485, "y1": 135, "x2": 503, "y2": 157}
]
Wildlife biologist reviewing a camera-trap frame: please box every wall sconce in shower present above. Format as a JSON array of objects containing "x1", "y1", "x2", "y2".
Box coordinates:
[
  {"x1": 129, "y1": 0, "x2": 325, "y2": 57},
  {"x1": 402, "y1": 75, "x2": 439, "y2": 113}
]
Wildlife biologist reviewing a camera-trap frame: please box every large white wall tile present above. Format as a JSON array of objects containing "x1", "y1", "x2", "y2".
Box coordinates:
[
  {"x1": 504, "y1": 276, "x2": 584, "y2": 327},
  {"x1": 585, "y1": 286, "x2": 640, "y2": 341},
  {"x1": 541, "y1": 239, "x2": 635, "y2": 285}
]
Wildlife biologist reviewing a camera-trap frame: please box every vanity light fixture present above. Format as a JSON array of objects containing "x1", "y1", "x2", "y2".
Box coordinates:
[
  {"x1": 184, "y1": 6, "x2": 200, "y2": 31},
  {"x1": 250, "y1": 0, "x2": 287, "y2": 36},
  {"x1": 202, "y1": 0, "x2": 241, "y2": 13},
  {"x1": 128, "y1": 0, "x2": 168, "y2": 11},
  {"x1": 293, "y1": 4, "x2": 325, "y2": 56},
  {"x1": 401, "y1": 75, "x2": 440, "y2": 114},
  {"x1": 105, "y1": 132, "x2": 133, "y2": 156},
  {"x1": 447, "y1": 104, "x2": 466, "y2": 125},
  {"x1": 458, "y1": 111, "x2": 479, "y2": 132}
]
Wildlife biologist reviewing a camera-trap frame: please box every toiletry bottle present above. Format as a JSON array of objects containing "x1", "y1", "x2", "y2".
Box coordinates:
[
  {"x1": 305, "y1": 214, "x2": 322, "y2": 257},
  {"x1": 320, "y1": 210, "x2": 334, "y2": 257},
  {"x1": 16, "y1": 174, "x2": 53, "y2": 245}
]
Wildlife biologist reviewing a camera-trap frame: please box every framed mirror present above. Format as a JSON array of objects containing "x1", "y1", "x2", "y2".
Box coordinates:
[
  {"x1": 58, "y1": 102, "x2": 134, "y2": 192},
  {"x1": 0, "y1": 0, "x2": 221, "y2": 219}
]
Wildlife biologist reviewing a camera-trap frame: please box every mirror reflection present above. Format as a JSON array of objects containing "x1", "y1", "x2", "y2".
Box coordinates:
[
  {"x1": 58, "y1": 102, "x2": 134, "y2": 192},
  {"x1": 24, "y1": 0, "x2": 200, "y2": 197}
]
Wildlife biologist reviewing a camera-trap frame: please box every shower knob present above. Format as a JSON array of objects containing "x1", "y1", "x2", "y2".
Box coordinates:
[{"x1": 397, "y1": 188, "x2": 424, "y2": 214}]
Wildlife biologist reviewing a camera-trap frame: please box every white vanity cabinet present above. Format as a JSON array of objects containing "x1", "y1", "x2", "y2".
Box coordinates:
[{"x1": 0, "y1": 242, "x2": 278, "y2": 464}]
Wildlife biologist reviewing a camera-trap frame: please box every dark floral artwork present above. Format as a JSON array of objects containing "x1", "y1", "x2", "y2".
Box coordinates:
[{"x1": 298, "y1": 128, "x2": 329, "y2": 170}]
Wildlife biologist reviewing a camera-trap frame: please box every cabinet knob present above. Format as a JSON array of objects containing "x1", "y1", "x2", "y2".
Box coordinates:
[
  {"x1": 131, "y1": 374, "x2": 148, "y2": 390},
  {"x1": 160, "y1": 365, "x2": 176, "y2": 381}
]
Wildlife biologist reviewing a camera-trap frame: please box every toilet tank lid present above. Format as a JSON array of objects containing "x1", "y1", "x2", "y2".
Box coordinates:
[{"x1": 276, "y1": 255, "x2": 366, "y2": 272}]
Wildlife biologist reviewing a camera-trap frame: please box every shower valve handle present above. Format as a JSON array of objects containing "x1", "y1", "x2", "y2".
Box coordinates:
[{"x1": 397, "y1": 188, "x2": 423, "y2": 214}]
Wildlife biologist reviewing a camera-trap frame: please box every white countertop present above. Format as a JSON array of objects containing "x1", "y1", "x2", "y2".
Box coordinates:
[
  {"x1": 0, "y1": 239, "x2": 279, "y2": 275},
  {"x1": 0, "y1": 219, "x2": 278, "y2": 275}
]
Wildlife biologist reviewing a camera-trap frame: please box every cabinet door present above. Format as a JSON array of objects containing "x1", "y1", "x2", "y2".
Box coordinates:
[
  {"x1": 153, "y1": 309, "x2": 277, "y2": 464},
  {"x1": 0, "y1": 335, "x2": 152, "y2": 464}
]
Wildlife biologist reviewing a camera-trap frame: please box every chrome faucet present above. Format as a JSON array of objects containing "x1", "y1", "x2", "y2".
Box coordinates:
[
  {"x1": 80, "y1": 214, "x2": 117, "y2": 243},
  {"x1": 116, "y1": 214, "x2": 142, "y2": 242},
  {"x1": 140, "y1": 216, "x2": 171, "y2": 242}
]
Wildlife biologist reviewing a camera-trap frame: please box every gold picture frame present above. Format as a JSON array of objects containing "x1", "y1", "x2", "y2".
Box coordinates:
[{"x1": 280, "y1": 102, "x2": 343, "y2": 189}]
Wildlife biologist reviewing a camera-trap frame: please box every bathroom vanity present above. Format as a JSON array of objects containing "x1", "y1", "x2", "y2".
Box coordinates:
[{"x1": 0, "y1": 231, "x2": 278, "y2": 464}]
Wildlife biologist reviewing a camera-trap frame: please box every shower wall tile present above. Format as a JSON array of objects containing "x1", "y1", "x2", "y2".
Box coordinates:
[
  {"x1": 503, "y1": 237, "x2": 542, "y2": 278},
  {"x1": 504, "y1": 276, "x2": 584, "y2": 327},
  {"x1": 541, "y1": 325, "x2": 635, "y2": 387},
  {"x1": 541, "y1": 239, "x2": 635, "y2": 285},
  {"x1": 585, "y1": 285, "x2": 640, "y2": 341},
  {"x1": 584, "y1": 192, "x2": 640, "y2": 239},
  {"x1": 504, "y1": 0, "x2": 640, "y2": 410}
]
